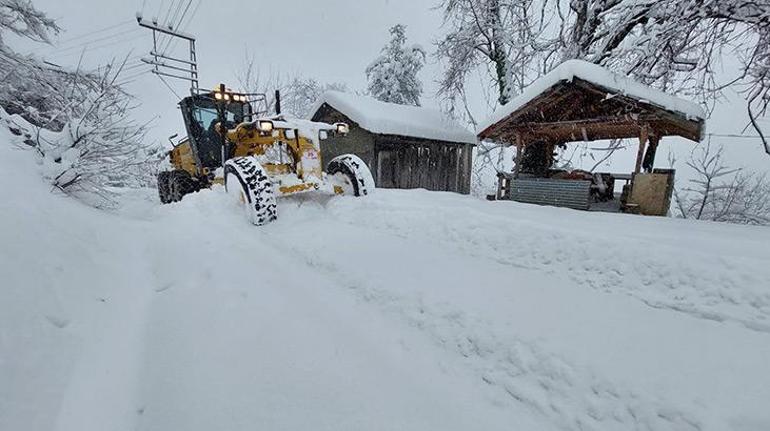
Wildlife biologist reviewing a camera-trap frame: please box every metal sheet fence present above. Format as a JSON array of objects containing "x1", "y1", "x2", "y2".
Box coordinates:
[{"x1": 508, "y1": 178, "x2": 592, "y2": 210}]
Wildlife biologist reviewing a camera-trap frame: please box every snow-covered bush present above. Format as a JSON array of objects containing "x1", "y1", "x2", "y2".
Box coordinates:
[
  {"x1": 33, "y1": 63, "x2": 161, "y2": 204},
  {"x1": 0, "y1": 1, "x2": 161, "y2": 207},
  {"x1": 365, "y1": 24, "x2": 426, "y2": 106}
]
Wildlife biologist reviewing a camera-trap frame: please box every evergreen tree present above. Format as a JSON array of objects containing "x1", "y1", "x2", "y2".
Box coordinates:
[{"x1": 365, "y1": 24, "x2": 426, "y2": 106}]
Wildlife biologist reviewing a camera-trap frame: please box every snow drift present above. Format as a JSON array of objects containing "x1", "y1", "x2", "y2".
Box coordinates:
[{"x1": 2, "y1": 123, "x2": 770, "y2": 430}]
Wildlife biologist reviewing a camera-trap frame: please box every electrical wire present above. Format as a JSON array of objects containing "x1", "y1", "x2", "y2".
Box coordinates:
[
  {"x1": 167, "y1": 0, "x2": 186, "y2": 29},
  {"x1": 35, "y1": 28, "x2": 142, "y2": 55},
  {"x1": 155, "y1": 0, "x2": 179, "y2": 49},
  {"x1": 159, "y1": 0, "x2": 193, "y2": 56},
  {"x1": 158, "y1": 74, "x2": 183, "y2": 100},
  {"x1": 116, "y1": 68, "x2": 153, "y2": 86},
  {"x1": 44, "y1": 33, "x2": 149, "y2": 60},
  {"x1": 52, "y1": 20, "x2": 133, "y2": 46},
  {"x1": 160, "y1": 0, "x2": 199, "y2": 56}
]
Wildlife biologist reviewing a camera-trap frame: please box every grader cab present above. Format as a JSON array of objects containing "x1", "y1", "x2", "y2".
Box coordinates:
[{"x1": 158, "y1": 86, "x2": 374, "y2": 225}]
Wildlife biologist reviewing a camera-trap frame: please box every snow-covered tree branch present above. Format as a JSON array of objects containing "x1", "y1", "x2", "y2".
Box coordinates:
[
  {"x1": 27, "y1": 60, "x2": 160, "y2": 206},
  {"x1": 0, "y1": 2, "x2": 160, "y2": 206},
  {"x1": 436, "y1": 0, "x2": 770, "y2": 158},
  {"x1": 0, "y1": 0, "x2": 58, "y2": 45}
]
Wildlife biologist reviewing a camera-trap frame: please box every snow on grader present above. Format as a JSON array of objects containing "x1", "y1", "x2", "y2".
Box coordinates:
[{"x1": 157, "y1": 84, "x2": 374, "y2": 225}]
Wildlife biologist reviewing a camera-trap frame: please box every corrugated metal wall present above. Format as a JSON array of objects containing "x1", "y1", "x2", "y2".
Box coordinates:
[{"x1": 509, "y1": 178, "x2": 592, "y2": 210}]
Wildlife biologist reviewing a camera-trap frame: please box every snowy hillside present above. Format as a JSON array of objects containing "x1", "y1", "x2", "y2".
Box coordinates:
[{"x1": 2, "y1": 131, "x2": 770, "y2": 431}]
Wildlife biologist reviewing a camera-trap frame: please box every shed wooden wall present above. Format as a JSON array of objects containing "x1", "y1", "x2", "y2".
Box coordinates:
[
  {"x1": 374, "y1": 137, "x2": 472, "y2": 194},
  {"x1": 313, "y1": 104, "x2": 473, "y2": 194}
]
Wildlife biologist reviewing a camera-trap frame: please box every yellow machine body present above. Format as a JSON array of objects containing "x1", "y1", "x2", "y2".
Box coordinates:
[{"x1": 158, "y1": 88, "x2": 357, "y2": 207}]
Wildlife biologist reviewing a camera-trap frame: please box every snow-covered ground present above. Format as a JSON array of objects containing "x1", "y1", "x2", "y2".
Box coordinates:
[{"x1": 2, "y1": 135, "x2": 770, "y2": 431}]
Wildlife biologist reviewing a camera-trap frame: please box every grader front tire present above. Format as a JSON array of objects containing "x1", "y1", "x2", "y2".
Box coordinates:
[
  {"x1": 327, "y1": 154, "x2": 375, "y2": 197},
  {"x1": 225, "y1": 157, "x2": 277, "y2": 226}
]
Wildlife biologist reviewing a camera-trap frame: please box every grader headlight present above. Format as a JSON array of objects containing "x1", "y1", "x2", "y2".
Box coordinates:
[
  {"x1": 335, "y1": 122, "x2": 350, "y2": 135},
  {"x1": 258, "y1": 120, "x2": 274, "y2": 133}
]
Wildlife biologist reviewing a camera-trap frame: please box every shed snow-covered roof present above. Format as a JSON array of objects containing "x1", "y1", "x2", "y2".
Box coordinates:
[
  {"x1": 478, "y1": 60, "x2": 707, "y2": 137},
  {"x1": 310, "y1": 91, "x2": 477, "y2": 144}
]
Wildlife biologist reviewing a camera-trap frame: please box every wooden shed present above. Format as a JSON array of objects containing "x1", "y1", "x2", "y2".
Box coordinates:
[
  {"x1": 478, "y1": 60, "x2": 706, "y2": 215},
  {"x1": 310, "y1": 92, "x2": 477, "y2": 194}
]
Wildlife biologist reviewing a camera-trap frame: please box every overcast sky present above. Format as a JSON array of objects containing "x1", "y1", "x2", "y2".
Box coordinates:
[{"x1": 8, "y1": 0, "x2": 770, "y2": 177}]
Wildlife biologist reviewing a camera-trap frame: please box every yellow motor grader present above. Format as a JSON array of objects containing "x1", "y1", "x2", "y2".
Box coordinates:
[{"x1": 157, "y1": 85, "x2": 374, "y2": 225}]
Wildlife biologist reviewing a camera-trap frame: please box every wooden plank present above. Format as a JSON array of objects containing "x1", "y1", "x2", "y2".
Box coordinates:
[
  {"x1": 513, "y1": 133, "x2": 523, "y2": 179},
  {"x1": 635, "y1": 126, "x2": 649, "y2": 174}
]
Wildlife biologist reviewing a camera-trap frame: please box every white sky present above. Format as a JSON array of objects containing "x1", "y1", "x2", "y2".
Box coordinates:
[{"x1": 8, "y1": 0, "x2": 770, "y2": 178}]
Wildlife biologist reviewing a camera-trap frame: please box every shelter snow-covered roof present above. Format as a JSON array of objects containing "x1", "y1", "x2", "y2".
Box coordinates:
[
  {"x1": 310, "y1": 91, "x2": 477, "y2": 144},
  {"x1": 478, "y1": 60, "x2": 707, "y2": 139}
]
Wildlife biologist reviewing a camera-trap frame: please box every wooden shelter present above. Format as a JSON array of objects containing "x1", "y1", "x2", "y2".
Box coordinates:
[
  {"x1": 310, "y1": 92, "x2": 477, "y2": 194},
  {"x1": 478, "y1": 60, "x2": 706, "y2": 215}
]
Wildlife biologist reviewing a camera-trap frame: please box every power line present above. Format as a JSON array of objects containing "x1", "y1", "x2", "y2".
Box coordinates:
[
  {"x1": 44, "y1": 33, "x2": 149, "y2": 60},
  {"x1": 156, "y1": 0, "x2": 179, "y2": 48},
  {"x1": 35, "y1": 28, "x2": 142, "y2": 55},
  {"x1": 160, "y1": 0, "x2": 199, "y2": 57},
  {"x1": 158, "y1": 74, "x2": 182, "y2": 100},
  {"x1": 161, "y1": 0, "x2": 178, "y2": 26},
  {"x1": 167, "y1": 0, "x2": 186, "y2": 29},
  {"x1": 116, "y1": 68, "x2": 153, "y2": 86},
  {"x1": 53, "y1": 20, "x2": 133, "y2": 45},
  {"x1": 160, "y1": 0, "x2": 193, "y2": 56}
]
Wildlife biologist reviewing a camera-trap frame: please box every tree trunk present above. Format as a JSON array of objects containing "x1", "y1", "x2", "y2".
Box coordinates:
[{"x1": 489, "y1": 0, "x2": 509, "y2": 105}]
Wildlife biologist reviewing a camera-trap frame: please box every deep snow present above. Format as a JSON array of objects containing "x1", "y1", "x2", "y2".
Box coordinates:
[{"x1": 2, "y1": 135, "x2": 770, "y2": 431}]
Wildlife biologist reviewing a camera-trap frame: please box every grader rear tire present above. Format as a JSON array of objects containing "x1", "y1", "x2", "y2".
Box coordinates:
[
  {"x1": 168, "y1": 170, "x2": 196, "y2": 203},
  {"x1": 157, "y1": 171, "x2": 172, "y2": 204},
  {"x1": 225, "y1": 157, "x2": 277, "y2": 226}
]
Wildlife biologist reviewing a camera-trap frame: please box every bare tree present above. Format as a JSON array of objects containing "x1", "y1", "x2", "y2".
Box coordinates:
[
  {"x1": 237, "y1": 55, "x2": 347, "y2": 118},
  {"x1": 560, "y1": 0, "x2": 770, "y2": 156},
  {"x1": 673, "y1": 142, "x2": 770, "y2": 225},
  {"x1": 436, "y1": 0, "x2": 770, "y2": 158},
  {"x1": 436, "y1": 0, "x2": 559, "y2": 112}
]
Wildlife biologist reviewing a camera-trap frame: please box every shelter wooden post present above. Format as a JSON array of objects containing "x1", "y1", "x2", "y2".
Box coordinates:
[
  {"x1": 643, "y1": 134, "x2": 661, "y2": 172},
  {"x1": 513, "y1": 133, "x2": 523, "y2": 179},
  {"x1": 635, "y1": 126, "x2": 649, "y2": 174}
]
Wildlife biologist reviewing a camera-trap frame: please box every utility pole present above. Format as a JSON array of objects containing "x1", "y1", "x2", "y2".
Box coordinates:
[{"x1": 136, "y1": 14, "x2": 199, "y2": 95}]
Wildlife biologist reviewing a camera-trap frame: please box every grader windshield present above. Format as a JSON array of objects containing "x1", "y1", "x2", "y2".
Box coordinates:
[{"x1": 179, "y1": 95, "x2": 252, "y2": 170}]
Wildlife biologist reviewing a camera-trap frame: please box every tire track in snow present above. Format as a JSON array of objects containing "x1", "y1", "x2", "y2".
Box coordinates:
[
  {"x1": 264, "y1": 214, "x2": 704, "y2": 431},
  {"x1": 324, "y1": 192, "x2": 770, "y2": 334}
]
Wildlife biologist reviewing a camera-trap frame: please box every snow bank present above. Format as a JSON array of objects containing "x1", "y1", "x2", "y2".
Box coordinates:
[
  {"x1": 310, "y1": 91, "x2": 477, "y2": 144},
  {"x1": 478, "y1": 60, "x2": 708, "y2": 135},
  {"x1": 3, "y1": 123, "x2": 769, "y2": 431}
]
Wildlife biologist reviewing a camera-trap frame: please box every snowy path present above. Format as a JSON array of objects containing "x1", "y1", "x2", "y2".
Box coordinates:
[
  {"x1": 268, "y1": 194, "x2": 770, "y2": 431},
  {"x1": 321, "y1": 190, "x2": 770, "y2": 334},
  {"x1": 3, "y1": 138, "x2": 770, "y2": 431},
  {"x1": 133, "y1": 197, "x2": 545, "y2": 431}
]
